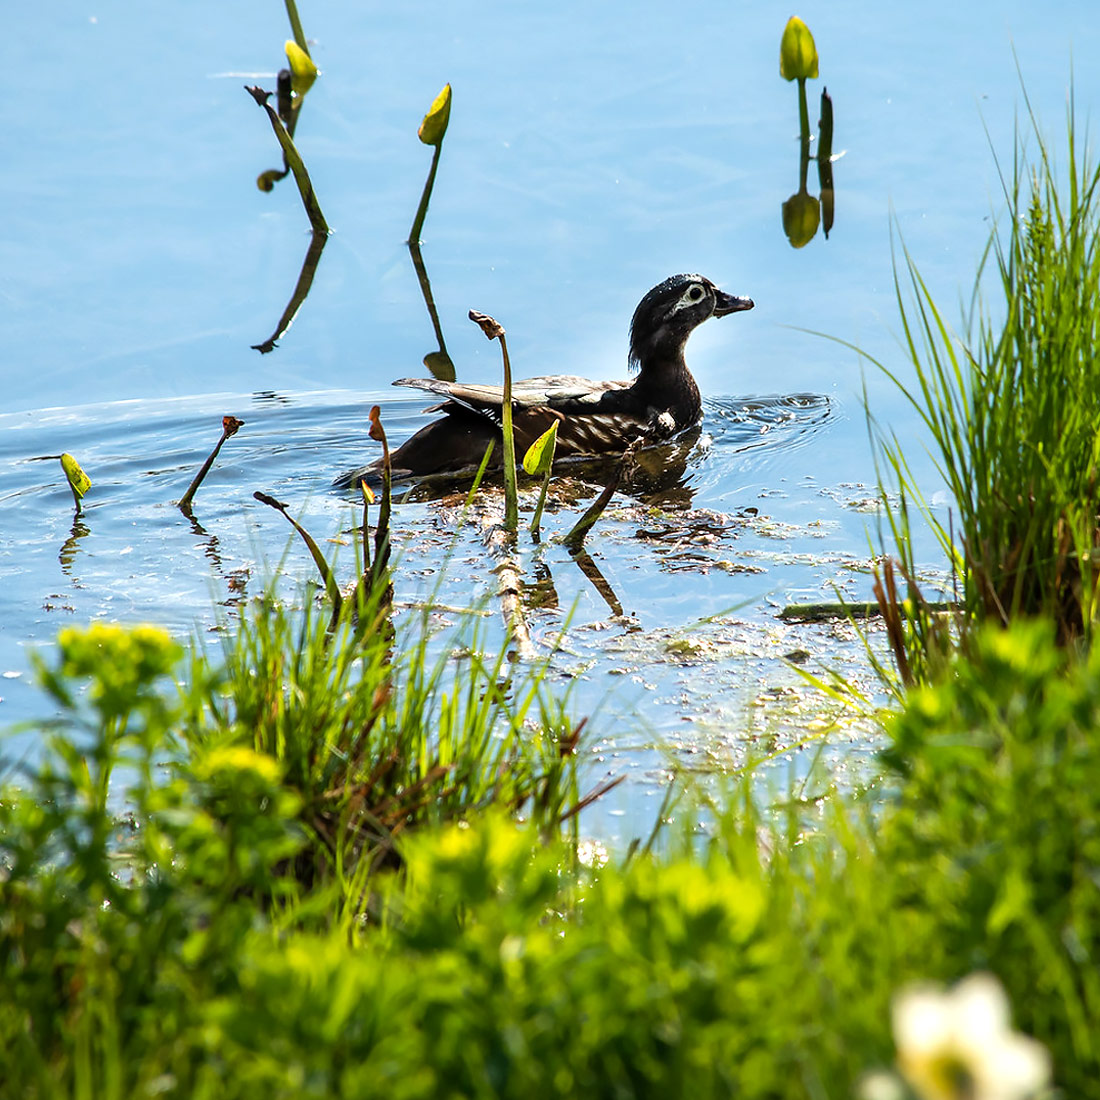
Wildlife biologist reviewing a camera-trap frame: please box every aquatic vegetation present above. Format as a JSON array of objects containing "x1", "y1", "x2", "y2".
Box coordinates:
[
  {"x1": 59, "y1": 451, "x2": 91, "y2": 515},
  {"x1": 468, "y1": 308, "x2": 520, "y2": 532},
  {"x1": 178, "y1": 415, "x2": 244, "y2": 513},
  {"x1": 246, "y1": 83, "x2": 329, "y2": 235},
  {"x1": 416, "y1": 82, "x2": 452, "y2": 148},
  {"x1": 283, "y1": 0, "x2": 311, "y2": 61},
  {"x1": 410, "y1": 82, "x2": 452, "y2": 245},
  {"x1": 779, "y1": 16, "x2": 818, "y2": 83},
  {"x1": 779, "y1": 15, "x2": 835, "y2": 246},
  {"x1": 559, "y1": 440, "x2": 637, "y2": 551},
  {"x1": 253, "y1": 489, "x2": 349, "y2": 622},
  {"x1": 522, "y1": 421, "x2": 559, "y2": 537},
  {"x1": 284, "y1": 39, "x2": 318, "y2": 96},
  {"x1": 363, "y1": 404, "x2": 395, "y2": 598},
  {"x1": 407, "y1": 83, "x2": 456, "y2": 379},
  {"x1": 7, "y1": 6, "x2": 1098, "y2": 1092},
  {"x1": 865, "y1": 95, "x2": 1100, "y2": 683}
]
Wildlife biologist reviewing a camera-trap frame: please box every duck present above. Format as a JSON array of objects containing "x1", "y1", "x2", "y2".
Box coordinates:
[{"x1": 333, "y1": 273, "x2": 753, "y2": 488}]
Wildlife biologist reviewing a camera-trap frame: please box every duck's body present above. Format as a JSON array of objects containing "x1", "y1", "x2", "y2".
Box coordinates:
[{"x1": 333, "y1": 274, "x2": 753, "y2": 488}]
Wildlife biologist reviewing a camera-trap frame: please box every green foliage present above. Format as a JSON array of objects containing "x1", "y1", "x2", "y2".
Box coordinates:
[
  {"x1": 866, "y1": 94, "x2": 1100, "y2": 682},
  {"x1": 180, "y1": 586, "x2": 584, "y2": 886},
  {"x1": 0, "y1": 594, "x2": 591, "y2": 1093},
  {"x1": 877, "y1": 620, "x2": 1100, "y2": 1079},
  {"x1": 6, "y1": 613, "x2": 1095, "y2": 1096},
  {"x1": 1, "y1": 623, "x2": 305, "y2": 1095},
  {"x1": 60, "y1": 452, "x2": 91, "y2": 512},
  {"x1": 523, "y1": 421, "x2": 558, "y2": 536}
]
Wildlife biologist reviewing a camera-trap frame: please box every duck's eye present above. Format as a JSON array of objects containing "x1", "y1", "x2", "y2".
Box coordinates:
[{"x1": 669, "y1": 281, "x2": 711, "y2": 315}]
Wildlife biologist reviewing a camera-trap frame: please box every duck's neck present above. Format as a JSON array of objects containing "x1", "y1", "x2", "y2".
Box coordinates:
[{"x1": 632, "y1": 353, "x2": 701, "y2": 427}]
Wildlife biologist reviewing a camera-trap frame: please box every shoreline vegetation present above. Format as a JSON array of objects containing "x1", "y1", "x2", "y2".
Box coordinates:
[
  {"x1": 2, "y1": 608, "x2": 1091, "y2": 1096},
  {"x1": 863, "y1": 86, "x2": 1100, "y2": 689},
  {"x1": 4, "y1": 14, "x2": 1098, "y2": 1096}
]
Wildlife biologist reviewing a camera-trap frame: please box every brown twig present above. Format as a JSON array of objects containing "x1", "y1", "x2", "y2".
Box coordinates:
[
  {"x1": 179, "y1": 416, "x2": 244, "y2": 512},
  {"x1": 367, "y1": 406, "x2": 393, "y2": 587},
  {"x1": 561, "y1": 440, "x2": 641, "y2": 550}
]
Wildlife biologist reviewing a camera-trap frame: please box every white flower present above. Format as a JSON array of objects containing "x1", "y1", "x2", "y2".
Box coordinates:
[
  {"x1": 892, "y1": 973, "x2": 1051, "y2": 1100},
  {"x1": 858, "y1": 1070, "x2": 908, "y2": 1100}
]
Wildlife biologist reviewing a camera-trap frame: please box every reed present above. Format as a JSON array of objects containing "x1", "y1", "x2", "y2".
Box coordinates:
[
  {"x1": 180, "y1": 574, "x2": 585, "y2": 885},
  {"x1": 864, "y1": 94, "x2": 1100, "y2": 682}
]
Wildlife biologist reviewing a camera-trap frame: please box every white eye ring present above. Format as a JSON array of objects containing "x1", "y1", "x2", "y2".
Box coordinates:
[{"x1": 670, "y1": 283, "x2": 708, "y2": 315}]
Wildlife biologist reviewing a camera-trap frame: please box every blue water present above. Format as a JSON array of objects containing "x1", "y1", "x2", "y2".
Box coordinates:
[{"x1": 2, "y1": 1, "x2": 1097, "y2": 838}]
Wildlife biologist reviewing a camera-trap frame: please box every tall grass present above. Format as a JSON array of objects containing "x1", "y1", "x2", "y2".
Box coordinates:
[
  {"x1": 866, "y1": 93, "x2": 1100, "y2": 683},
  {"x1": 179, "y1": 583, "x2": 588, "y2": 890}
]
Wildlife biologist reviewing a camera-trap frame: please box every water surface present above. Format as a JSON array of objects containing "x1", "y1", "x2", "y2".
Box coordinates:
[{"x1": 3, "y1": 1, "x2": 1096, "y2": 837}]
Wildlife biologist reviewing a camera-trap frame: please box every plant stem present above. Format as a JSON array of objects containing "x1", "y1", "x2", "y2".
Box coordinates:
[
  {"x1": 409, "y1": 143, "x2": 442, "y2": 245},
  {"x1": 499, "y1": 333, "x2": 519, "y2": 533},
  {"x1": 179, "y1": 417, "x2": 244, "y2": 512},
  {"x1": 246, "y1": 86, "x2": 329, "y2": 235},
  {"x1": 529, "y1": 449, "x2": 556, "y2": 538},
  {"x1": 797, "y1": 77, "x2": 810, "y2": 144},
  {"x1": 252, "y1": 491, "x2": 343, "y2": 617},
  {"x1": 561, "y1": 448, "x2": 632, "y2": 551},
  {"x1": 284, "y1": 0, "x2": 309, "y2": 55}
]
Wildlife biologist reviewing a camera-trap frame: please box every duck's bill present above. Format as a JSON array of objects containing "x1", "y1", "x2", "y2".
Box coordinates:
[{"x1": 713, "y1": 291, "x2": 755, "y2": 316}]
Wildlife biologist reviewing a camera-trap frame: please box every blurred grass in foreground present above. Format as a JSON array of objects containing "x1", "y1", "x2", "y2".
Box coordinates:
[{"x1": 1, "y1": 613, "x2": 1094, "y2": 1096}]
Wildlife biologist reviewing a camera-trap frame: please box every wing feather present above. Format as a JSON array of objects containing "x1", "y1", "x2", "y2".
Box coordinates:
[{"x1": 393, "y1": 375, "x2": 629, "y2": 414}]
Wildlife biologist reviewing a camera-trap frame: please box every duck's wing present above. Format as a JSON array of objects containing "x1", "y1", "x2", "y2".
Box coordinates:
[
  {"x1": 393, "y1": 375, "x2": 630, "y2": 418},
  {"x1": 391, "y1": 375, "x2": 656, "y2": 461}
]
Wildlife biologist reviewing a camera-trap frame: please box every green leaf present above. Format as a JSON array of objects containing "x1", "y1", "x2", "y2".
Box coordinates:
[
  {"x1": 780, "y1": 16, "x2": 818, "y2": 81},
  {"x1": 522, "y1": 422, "x2": 559, "y2": 476},
  {"x1": 60, "y1": 453, "x2": 91, "y2": 499},
  {"x1": 245, "y1": 86, "x2": 329, "y2": 235},
  {"x1": 252, "y1": 491, "x2": 343, "y2": 616},
  {"x1": 418, "y1": 83, "x2": 452, "y2": 146}
]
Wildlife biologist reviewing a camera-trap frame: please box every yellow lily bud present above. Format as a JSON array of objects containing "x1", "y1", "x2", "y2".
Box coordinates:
[
  {"x1": 782, "y1": 190, "x2": 820, "y2": 248},
  {"x1": 285, "y1": 39, "x2": 318, "y2": 96},
  {"x1": 780, "y1": 16, "x2": 819, "y2": 81},
  {"x1": 418, "y1": 83, "x2": 452, "y2": 146}
]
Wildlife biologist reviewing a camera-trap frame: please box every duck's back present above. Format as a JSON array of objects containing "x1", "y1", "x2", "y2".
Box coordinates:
[{"x1": 397, "y1": 375, "x2": 631, "y2": 418}]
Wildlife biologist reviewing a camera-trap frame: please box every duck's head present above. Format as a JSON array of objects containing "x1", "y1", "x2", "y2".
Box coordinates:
[{"x1": 628, "y1": 273, "x2": 753, "y2": 372}]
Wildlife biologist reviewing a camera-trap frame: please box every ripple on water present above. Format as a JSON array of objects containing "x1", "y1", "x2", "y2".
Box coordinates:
[{"x1": 0, "y1": 388, "x2": 885, "y2": 840}]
